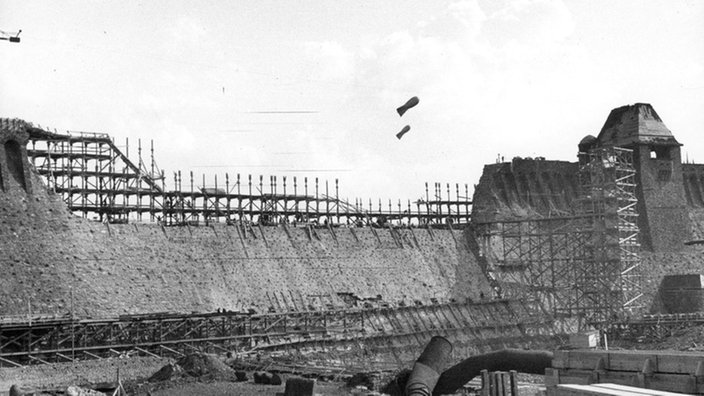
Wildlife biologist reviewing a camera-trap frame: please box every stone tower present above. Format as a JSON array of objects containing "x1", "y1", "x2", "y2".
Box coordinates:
[{"x1": 596, "y1": 103, "x2": 689, "y2": 252}]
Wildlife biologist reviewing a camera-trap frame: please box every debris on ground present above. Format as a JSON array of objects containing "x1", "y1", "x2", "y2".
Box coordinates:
[
  {"x1": 148, "y1": 362, "x2": 183, "y2": 382},
  {"x1": 65, "y1": 385, "x2": 106, "y2": 396},
  {"x1": 147, "y1": 353, "x2": 238, "y2": 383},
  {"x1": 177, "y1": 353, "x2": 237, "y2": 381},
  {"x1": 235, "y1": 370, "x2": 248, "y2": 382}
]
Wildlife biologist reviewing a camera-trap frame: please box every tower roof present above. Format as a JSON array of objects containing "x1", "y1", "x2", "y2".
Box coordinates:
[{"x1": 596, "y1": 103, "x2": 679, "y2": 147}]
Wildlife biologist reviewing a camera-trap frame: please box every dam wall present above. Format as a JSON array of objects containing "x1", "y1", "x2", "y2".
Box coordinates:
[
  {"x1": 683, "y1": 164, "x2": 704, "y2": 239},
  {"x1": 470, "y1": 155, "x2": 704, "y2": 313},
  {"x1": 0, "y1": 167, "x2": 492, "y2": 318},
  {"x1": 470, "y1": 158, "x2": 579, "y2": 223},
  {"x1": 643, "y1": 163, "x2": 704, "y2": 312},
  {"x1": 470, "y1": 104, "x2": 704, "y2": 315},
  {"x1": 4, "y1": 104, "x2": 704, "y2": 322}
]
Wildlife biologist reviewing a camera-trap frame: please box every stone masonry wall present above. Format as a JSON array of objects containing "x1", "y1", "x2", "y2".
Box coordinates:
[
  {"x1": 470, "y1": 154, "x2": 704, "y2": 312},
  {"x1": 471, "y1": 158, "x2": 579, "y2": 223},
  {"x1": 642, "y1": 163, "x2": 704, "y2": 312},
  {"x1": 632, "y1": 145, "x2": 690, "y2": 252},
  {"x1": 0, "y1": 173, "x2": 492, "y2": 317}
]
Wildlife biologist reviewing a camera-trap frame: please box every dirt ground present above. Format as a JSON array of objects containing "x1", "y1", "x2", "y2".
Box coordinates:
[
  {"x1": 4, "y1": 323, "x2": 704, "y2": 396},
  {"x1": 131, "y1": 378, "x2": 367, "y2": 396}
]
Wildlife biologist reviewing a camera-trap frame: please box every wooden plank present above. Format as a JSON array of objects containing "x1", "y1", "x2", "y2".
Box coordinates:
[
  {"x1": 544, "y1": 368, "x2": 560, "y2": 387},
  {"x1": 655, "y1": 353, "x2": 704, "y2": 374},
  {"x1": 594, "y1": 383, "x2": 691, "y2": 396},
  {"x1": 552, "y1": 350, "x2": 571, "y2": 369},
  {"x1": 481, "y1": 369, "x2": 490, "y2": 396},
  {"x1": 555, "y1": 384, "x2": 636, "y2": 396},
  {"x1": 608, "y1": 353, "x2": 659, "y2": 372},
  {"x1": 56, "y1": 352, "x2": 75, "y2": 361},
  {"x1": 645, "y1": 373, "x2": 699, "y2": 394},
  {"x1": 0, "y1": 356, "x2": 23, "y2": 367},
  {"x1": 562, "y1": 350, "x2": 611, "y2": 371},
  {"x1": 555, "y1": 383, "x2": 684, "y2": 396},
  {"x1": 159, "y1": 344, "x2": 185, "y2": 357},
  {"x1": 555, "y1": 369, "x2": 704, "y2": 394},
  {"x1": 134, "y1": 346, "x2": 160, "y2": 358},
  {"x1": 558, "y1": 349, "x2": 704, "y2": 375},
  {"x1": 509, "y1": 370, "x2": 518, "y2": 396}
]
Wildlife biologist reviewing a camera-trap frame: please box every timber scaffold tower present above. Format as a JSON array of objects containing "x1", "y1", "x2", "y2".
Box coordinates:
[
  {"x1": 26, "y1": 126, "x2": 472, "y2": 227},
  {"x1": 576, "y1": 146, "x2": 643, "y2": 325},
  {"x1": 474, "y1": 146, "x2": 643, "y2": 330}
]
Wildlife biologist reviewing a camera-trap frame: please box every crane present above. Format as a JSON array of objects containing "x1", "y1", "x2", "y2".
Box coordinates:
[{"x1": 0, "y1": 29, "x2": 21, "y2": 43}]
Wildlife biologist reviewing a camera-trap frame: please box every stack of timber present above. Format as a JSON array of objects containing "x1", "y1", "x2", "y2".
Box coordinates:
[
  {"x1": 545, "y1": 349, "x2": 704, "y2": 395},
  {"x1": 479, "y1": 370, "x2": 519, "y2": 396}
]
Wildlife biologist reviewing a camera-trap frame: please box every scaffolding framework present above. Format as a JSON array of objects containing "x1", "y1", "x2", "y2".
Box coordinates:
[
  {"x1": 475, "y1": 147, "x2": 643, "y2": 328},
  {"x1": 0, "y1": 299, "x2": 550, "y2": 367},
  {"x1": 474, "y1": 216, "x2": 589, "y2": 317},
  {"x1": 577, "y1": 146, "x2": 643, "y2": 323},
  {"x1": 26, "y1": 127, "x2": 472, "y2": 226}
]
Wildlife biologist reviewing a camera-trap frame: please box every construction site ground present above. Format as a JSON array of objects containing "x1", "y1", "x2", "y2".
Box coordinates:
[{"x1": 2, "y1": 323, "x2": 702, "y2": 396}]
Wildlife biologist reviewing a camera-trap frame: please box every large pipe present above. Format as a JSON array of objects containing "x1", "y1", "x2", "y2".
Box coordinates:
[
  {"x1": 432, "y1": 349, "x2": 553, "y2": 395},
  {"x1": 405, "y1": 336, "x2": 453, "y2": 396}
]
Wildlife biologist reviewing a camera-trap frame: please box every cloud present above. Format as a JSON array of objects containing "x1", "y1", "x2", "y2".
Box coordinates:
[
  {"x1": 165, "y1": 15, "x2": 209, "y2": 48},
  {"x1": 302, "y1": 41, "x2": 355, "y2": 82},
  {"x1": 303, "y1": 0, "x2": 591, "y2": 198},
  {"x1": 486, "y1": 0, "x2": 575, "y2": 48},
  {"x1": 420, "y1": 0, "x2": 487, "y2": 41}
]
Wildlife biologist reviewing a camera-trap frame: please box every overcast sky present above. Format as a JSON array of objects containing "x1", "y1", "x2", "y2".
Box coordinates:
[{"x1": 2, "y1": 1, "x2": 703, "y2": 202}]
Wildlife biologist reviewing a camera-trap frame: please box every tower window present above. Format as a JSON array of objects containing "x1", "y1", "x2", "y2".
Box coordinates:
[{"x1": 650, "y1": 146, "x2": 672, "y2": 160}]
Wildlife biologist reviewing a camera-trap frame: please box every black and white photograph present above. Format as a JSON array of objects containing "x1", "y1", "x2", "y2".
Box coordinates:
[{"x1": 1, "y1": 1, "x2": 703, "y2": 395}]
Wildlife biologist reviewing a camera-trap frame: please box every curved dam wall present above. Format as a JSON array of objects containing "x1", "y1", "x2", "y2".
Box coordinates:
[
  {"x1": 0, "y1": 139, "x2": 492, "y2": 317},
  {"x1": 470, "y1": 152, "x2": 704, "y2": 314}
]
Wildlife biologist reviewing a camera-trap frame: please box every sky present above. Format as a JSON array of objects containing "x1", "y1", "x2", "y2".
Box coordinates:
[{"x1": 1, "y1": 0, "x2": 703, "y2": 202}]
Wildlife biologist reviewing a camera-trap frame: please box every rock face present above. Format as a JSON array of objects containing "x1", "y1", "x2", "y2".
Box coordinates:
[{"x1": 0, "y1": 119, "x2": 492, "y2": 318}]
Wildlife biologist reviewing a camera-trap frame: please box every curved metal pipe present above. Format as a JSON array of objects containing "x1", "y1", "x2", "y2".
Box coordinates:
[
  {"x1": 432, "y1": 349, "x2": 553, "y2": 395},
  {"x1": 405, "y1": 336, "x2": 453, "y2": 396}
]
